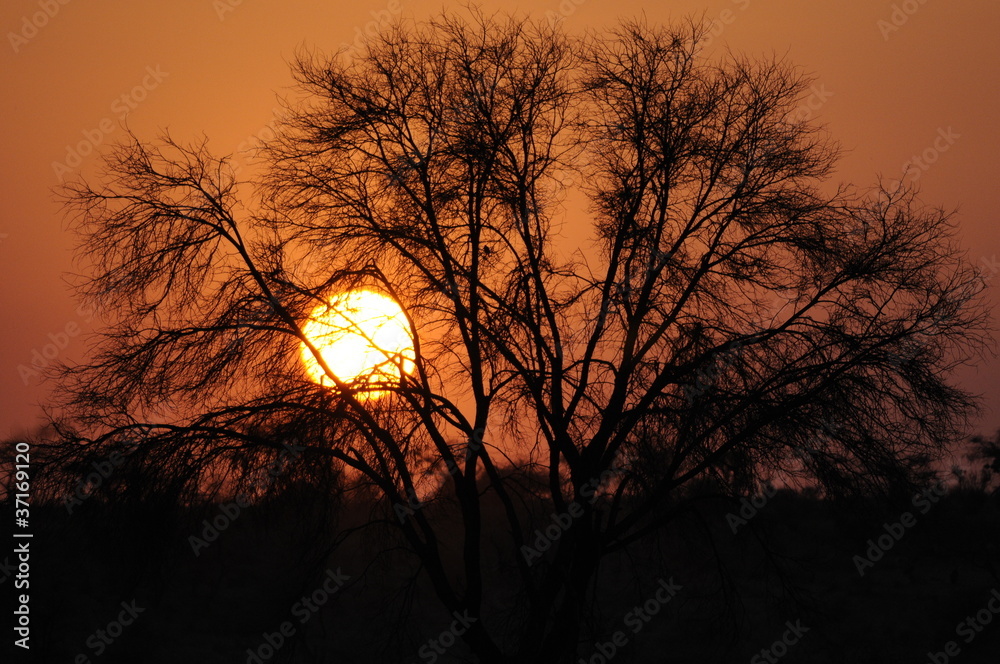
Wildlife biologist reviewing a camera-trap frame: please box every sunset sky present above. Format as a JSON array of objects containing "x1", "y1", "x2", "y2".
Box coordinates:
[{"x1": 1, "y1": 0, "x2": 997, "y2": 438}]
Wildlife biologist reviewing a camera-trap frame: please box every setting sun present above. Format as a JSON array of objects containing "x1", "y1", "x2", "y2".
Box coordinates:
[{"x1": 299, "y1": 289, "x2": 415, "y2": 396}]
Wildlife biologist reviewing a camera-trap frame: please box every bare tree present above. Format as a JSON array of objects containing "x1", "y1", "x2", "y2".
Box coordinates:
[{"x1": 54, "y1": 11, "x2": 991, "y2": 663}]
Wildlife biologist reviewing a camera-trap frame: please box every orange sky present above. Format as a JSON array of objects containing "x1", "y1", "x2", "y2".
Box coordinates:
[{"x1": 1, "y1": 0, "x2": 997, "y2": 439}]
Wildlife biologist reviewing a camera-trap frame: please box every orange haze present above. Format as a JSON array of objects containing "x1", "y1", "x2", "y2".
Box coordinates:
[{"x1": 1, "y1": 0, "x2": 997, "y2": 439}]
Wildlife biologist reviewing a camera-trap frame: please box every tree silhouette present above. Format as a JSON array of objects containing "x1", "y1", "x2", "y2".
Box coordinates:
[{"x1": 53, "y1": 11, "x2": 991, "y2": 663}]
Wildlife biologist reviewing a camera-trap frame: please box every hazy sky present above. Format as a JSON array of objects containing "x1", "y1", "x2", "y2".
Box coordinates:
[{"x1": 1, "y1": 0, "x2": 997, "y2": 438}]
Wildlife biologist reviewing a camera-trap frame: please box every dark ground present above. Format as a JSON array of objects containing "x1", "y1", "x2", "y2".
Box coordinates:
[{"x1": 4, "y1": 483, "x2": 1000, "y2": 663}]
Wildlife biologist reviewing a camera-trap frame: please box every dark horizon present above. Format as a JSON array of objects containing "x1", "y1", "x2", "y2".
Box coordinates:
[{"x1": 1, "y1": 0, "x2": 998, "y2": 439}]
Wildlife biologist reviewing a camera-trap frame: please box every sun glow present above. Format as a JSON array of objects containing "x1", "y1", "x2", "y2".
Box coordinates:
[{"x1": 299, "y1": 289, "x2": 415, "y2": 398}]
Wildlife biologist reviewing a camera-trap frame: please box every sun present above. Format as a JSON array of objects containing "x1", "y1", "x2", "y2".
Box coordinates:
[{"x1": 299, "y1": 289, "x2": 415, "y2": 397}]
